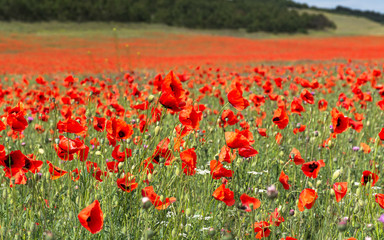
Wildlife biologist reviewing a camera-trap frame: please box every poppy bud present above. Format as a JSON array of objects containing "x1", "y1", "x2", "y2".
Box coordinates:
[
  {"x1": 148, "y1": 95, "x2": 155, "y2": 103},
  {"x1": 142, "y1": 197, "x2": 152, "y2": 210},
  {"x1": 171, "y1": 229, "x2": 177, "y2": 237},
  {"x1": 154, "y1": 126, "x2": 161, "y2": 136},
  {"x1": 316, "y1": 180, "x2": 322, "y2": 187},
  {"x1": 366, "y1": 223, "x2": 374, "y2": 232},
  {"x1": 147, "y1": 173, "x2": 153, "y2": 182},
  {"x1": 332, "y1": 170, "x2": 341, "y2": 181},
  {"x1": 289, "y1": 209, "x2": 295, "y2": 216},
  {"x1": 314, "y1": 131, "x2": 319, "y2": 137},
  {"x1": 208, "y1": 228, "x2": 216, "y2": 236},
  {"x1": 266, "y1": 185, "x2": 278, "y2": 199},
  {"x1": 160, "y1": 195, "x2": 165, "y2": 202},
  {"x1": 337, "y1": 220, "x2": 347, "y2": 232}
]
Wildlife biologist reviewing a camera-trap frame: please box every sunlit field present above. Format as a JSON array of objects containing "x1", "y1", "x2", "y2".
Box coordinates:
[{"x1": 1, "y1": 22, "x2": 384, "y2": 240}]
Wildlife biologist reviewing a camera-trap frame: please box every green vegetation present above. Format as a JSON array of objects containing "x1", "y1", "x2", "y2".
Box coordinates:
[{"x1": 0, "y1": 0, "x2": 335, "y2": 33}]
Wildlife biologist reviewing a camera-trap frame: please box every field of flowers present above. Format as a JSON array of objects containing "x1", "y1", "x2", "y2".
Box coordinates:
[{"x1": 1, "y1": 28, "x2": 384, "y2": 240}]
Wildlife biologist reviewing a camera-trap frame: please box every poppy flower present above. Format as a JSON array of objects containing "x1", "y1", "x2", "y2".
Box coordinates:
[
  {"x1": 0, "y1": 150, "x2": 26, "y2": 177},
  {"x1": 151, "y1": 138, "x2": 174, "y2": 165},
  {"x1": 0, "y1": 120, "x2": 5, "y2": 131},
  {"x1": 293, "y1": 124, "x2": 306, "y2": 135},
  {"x1": 159, "y1": 71, "x2": 186, "y2": 112},
  {"x1": 116, "y1": 173, "x2": 138, "y2": 193},
  {"x1": 179, "y1": 105, "x2": 203, "y2": 130},
  {"x1": 291, "y1": 97, "x2": 305, "y2": 116},
  {"x1": 333, "y1": 182, "x2": 348, "y2": 203},
  {"x1": 141, "y1": 186, "x2": 176, "y2": 210},
  {"x1": 361, "y1": 170, "x2": 379, "y2": 187},
  {"x1": 220, "y1": 109, "x2": 239, "y2": 128},
  {"x1": 106, "y1": 118, "x2": 133, "y2": 141},
  {"x1": 272, "y1": 106, "x2": 289, "y2": 129},
  {"x1": 54, "y1": 135, "x2": 86, "y2": 161},
  {"x1": 317, "y1": 99, "x2": 328, "y2": 112},
  {"x1": 331, "y1": 108, "x2": 349, "y2": 134},
  {"x1": 257, "y1": 128, "x2": 267, "y2": 137},
  {"x1": 254, "y1": 221, "x2": 270, "y2": 239},
  {"x1": 180, "y1": 148, "x2": 197, "y2": 176},
  {"x1": 298, "y1": 188, "x2": 318, "y2": 211},
  {"x1": 279, "y1": 170, "x2": 291, "y2": 190},
  {"x1": 212, "y1": 184, "x2": 235, "y2": 206},
  {"x1": 57, "y1": 118, "x2": 85, "y2": 135},
  {"x1": 269, "y1": 208, "x2": 285, "y2": 226},
  {"x1": 112, "y1": 145, "x2": 132, "y2": 162},
  {"x1": 360, "y1": 142, "x2": 371, "y2": 153},
  {"x1": 6, "y1": 102, "x2": 28, "y2": 132},
  {"x1": 375, "y1": 194, "x2": 384, "y2": 209},
  {"x1": 93, "y1": 117, "x2": 106, "y2": 132},
  {"x1": 239, "y1": 193, "x2": 260, "y2": 212},
  {"x1": 289, "y1": 148, "x2": 305, "y2": 165},
  {"x1": 379, "y1": 128, "x2": 384, "y2": 141},
  {"x1": 280, "y1": 237, "x2": 297, "y2": 240},
  {"x1": 78, "y1": 200, "x2": 104, "y2": 234},
  {"x1": 238, "y1": 145, "x2": 258, "y2": 158},
  {"x1": 218, "y1": 145, "x2": 236, "y2": 163},
  {"x1": 227, "y1": 85, "x2": 249, "y2": 111},
  {"x1": 301, "y1": 160, "x2": 325, "y2": 178},
  {"x1": 210, "y1": 160, "x2": 233, "y2": 179},
  {"x1": 23, "y1": 154, "x2": 43, "y2": 173},
  {"x1": 106, "y1": 161, "x2": 119, "y2": 173},
  {"x1": 225, "y1": 130, "x2": 249, "y2": 149},
  {"x1": 86, "y1": 161, "x2": 107, "y2": 182},
  {"x1": 46, "y1": 160, "x2": 68, "y2": 180},
  {"x1": 70, "y1": 168, "x2": 81, "y2": 182},
  {"x1": 300, "y1": 89, "x2": 314, "y2": 104}
]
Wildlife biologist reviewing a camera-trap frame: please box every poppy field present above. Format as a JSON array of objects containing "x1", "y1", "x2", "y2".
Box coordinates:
[{"x1": 1, "y1": 27, "x2": 384, "y2": 240}]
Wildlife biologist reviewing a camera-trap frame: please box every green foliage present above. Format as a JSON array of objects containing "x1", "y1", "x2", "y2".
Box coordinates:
[{"x1": 0, "y1": 0, "x2": 336, "y2": 33}]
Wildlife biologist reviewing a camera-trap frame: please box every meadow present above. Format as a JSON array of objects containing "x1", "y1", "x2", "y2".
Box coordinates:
[{"x1": 0, "y1": 19, "x2": 384, "y2": 240}]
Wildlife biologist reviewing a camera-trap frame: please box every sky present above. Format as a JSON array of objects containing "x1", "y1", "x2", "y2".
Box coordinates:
[{"x1": 293, "y1": 0, "x2": 384, "y2": 13}]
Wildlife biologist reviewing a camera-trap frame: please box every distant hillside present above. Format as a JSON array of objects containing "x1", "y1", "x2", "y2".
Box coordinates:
[
  {"x1": 290, "y1": 1, "x2": 384, "y2": 25},
  {"x1": 0, "y1": 0, "x2": 335, "y2": 33}
]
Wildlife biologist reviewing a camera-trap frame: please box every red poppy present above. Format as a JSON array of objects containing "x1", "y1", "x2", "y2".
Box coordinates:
[
  {"x1": 238, "y1": 145, "x2": 258, "y2": 158},
  {"x1": 298, "y1": 188, "x2": 318, "y2": 211},
  {"x1": 254, "y1": 221, "x2": 270, "y2": 239},
  {"x1": 0, "y1": 120, "x2": 5, "y2": 131},
  {"x1": 159, "y1": 71, "x2": 186, "y2": 112},
  {"x1": 151, "y1": 138, "x2": 174, "y2": 165},
  {"x1": 333, "y1": 182, "x2": 347, "y2": 203},
  {"x1": 318, "y1": 99, "x2": 328, "y2": 111},
  {"x1": 212, "y1": 184, "x2": 235, "y2": 206},
  {"x1": 293, "y1": 124, "x2": 306, "y2": 135},
  {"x1": 141, "y1": 186, "x2": 176, "y2": 210},
  {"x1": 291, "y1": 97, "x2": 305, "y2": 116},
  {"x1": 210, "y1": 160, "x2": 233, "y2": 179},
  {"x1": 289, "y1": 148, "x2": 305, "y2": 165},
  {"x1": 301, "y1": 160, "x2": 325, "y2": 178},
  {"x1": 116, "y1": 173, "x2": 138, "y2": 193},
  {"x1": 227, "y1": 85, "x2": 249, "y2": 111},
  {"x1": 0, "y1": 150, "x2": 26, "y2": 177},
  {"x1": 6, "y1": 102, "x2": 28, "y2": 132},
  {"x1": 220, "y1": 109, "x2": 239, "y2": 128},
  {"x1": 269, "y1": 208, "x2": 285, "y2": 226},
  {"x1": 225, "y1": 130, "x2": 249, "y2": 149},
  {"x1": 360, "y1": 142, "x2": 371, "y2": 153},
  {"x1": 57, "y1": 118, "x2": 85, "y2": 135},
  {"x1": 70, "y1": 168, "x2": 81, "y2": 182},
  {"x1": 179, "y1": 105, "x2": 203, "y2": 130},
  {"x1": 106, "y1": 118, "x2": 133, "y2": 141},
  {"x1": 361, "y1": 170, "x2": 379, "y2": 187},
  {"x1": 279, "y1": 170, "x2": 291, "y2": 190},
  {"x1": 46, "y1": 160, "x2": 68, "y2": 180},
  {"x1": 280, "y1": 237, "x2": 297, "y2": 240},
  {"x1": 375, "y1": 193, "x2": 384, "y2": 209},
  {"x1": 272, "y1": 106, "x2": 289, "y2": 129},
  {"x1": 218, "y1": 145, "x2": 236, "y2": 163},
  {"x1": 54, "y1": 135, "x2": 86, "y2": 161},
  {"x1": 300, "y1": 89, "x2": 314, "y2": 104},
  {"x1": 93, "y1": 117, "x2": 106, "y2": 132},
  {"x1": 239, "y1": 193, "x2": 260, "y2": 212},
  {"x1": 112, "y1": 145, "x2": 132, "y2": 162},
  {"x1": 257, "y1": 128, "x2": 267, "y2": 137},
  {"x1": 331, "y1": 108, "x2": 349, "y2": 134},
  {"x1": 180, "y1": 148, "x2": 197, "y2": 176},
  {"x1": 379, "y1": 128, "x2": 384, "y2": 141},
  {"x1": 86, "y1": 161, "x2": 107, "y2": 182},
  {"x1": 23, "y1": 154, "x2": 43, "y2": 173},
  {"x1": 78, "y1": 200, "x2": 104, "y2": 234}
]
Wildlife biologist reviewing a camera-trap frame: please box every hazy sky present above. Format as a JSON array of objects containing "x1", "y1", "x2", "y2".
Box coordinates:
[{"x1": 294, "y1": 0, "x2": 384, "y2": 13}]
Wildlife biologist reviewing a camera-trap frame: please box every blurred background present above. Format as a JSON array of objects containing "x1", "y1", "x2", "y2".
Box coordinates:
[{"x1": 0, "y1": 0, "x2": 383, "y2": 74}]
